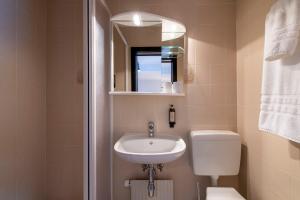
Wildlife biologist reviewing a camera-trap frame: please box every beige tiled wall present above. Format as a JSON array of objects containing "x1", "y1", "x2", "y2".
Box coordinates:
[
  {"x1": 107, "y1": 0, "x2": 238, "y2": 199},
  {"x1": 236, "y1": 0, "x2": 300, "y2": 200},
  {"x1": 46, "y1": 0, "x2": 83, "y2": 199},
  {"x1": 0, "y1": 0, "x2": 47, "y2": 199}
]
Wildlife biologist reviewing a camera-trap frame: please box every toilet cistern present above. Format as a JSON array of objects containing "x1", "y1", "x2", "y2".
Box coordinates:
[
  {"x1": 189, "y1": 130, "x2": 241, "y2": 186},
  {"x1": 189, "y1": 130, "x2": 245, "y2": 200},
  {"x1": 148, "y1": 121, "x2": 155, "y2": 137}
]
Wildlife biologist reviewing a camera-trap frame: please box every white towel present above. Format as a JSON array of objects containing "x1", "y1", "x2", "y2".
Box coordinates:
[
  {"x1": 259, "y1": 0, "x2": 300, "y2": 143},
  {"x1": 264, "y1": 0, "x2": 300, "y2": 61}
]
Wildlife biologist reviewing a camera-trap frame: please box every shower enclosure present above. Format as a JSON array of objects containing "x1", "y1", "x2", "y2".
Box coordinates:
[
  {"x1": 0, "y1": 0, "x2": 84, "y2": 199},
  {"x1": 0, "y1": 0, "x2": 111, "y2": 199}
]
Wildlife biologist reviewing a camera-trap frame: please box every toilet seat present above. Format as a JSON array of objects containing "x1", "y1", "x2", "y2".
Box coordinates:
[{"x1": 206, "y1": 187, "x2": 246, "y2": 200}]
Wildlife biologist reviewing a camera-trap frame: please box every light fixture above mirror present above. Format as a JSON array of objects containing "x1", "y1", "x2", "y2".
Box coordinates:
[{"x1": 111, "y1": 12, "x2": 186, "y2": 41}]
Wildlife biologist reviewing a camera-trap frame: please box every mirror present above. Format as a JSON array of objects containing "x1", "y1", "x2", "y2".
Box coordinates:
[{"x1": 110, "y1": 12, "x2": 186, "y2": 95}]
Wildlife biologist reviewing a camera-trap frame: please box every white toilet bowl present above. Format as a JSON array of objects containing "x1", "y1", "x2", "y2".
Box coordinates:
[{"x1": 206, "y1": 187, "x2": 245, "y2": 200}]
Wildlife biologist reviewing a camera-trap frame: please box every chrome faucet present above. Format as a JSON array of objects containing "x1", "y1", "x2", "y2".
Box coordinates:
[{"x1": 148, "y1": 121, "x2": 155, "y2": 138}]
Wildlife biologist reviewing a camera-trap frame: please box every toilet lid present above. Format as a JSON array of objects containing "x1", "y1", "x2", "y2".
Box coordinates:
[{"x1": 206, "y1": 187, "x2": 246, "y2": 200}]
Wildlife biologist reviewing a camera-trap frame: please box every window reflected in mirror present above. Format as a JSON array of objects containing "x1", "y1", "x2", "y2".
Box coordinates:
[{"x1": 131, "y1": 47, "x2": 177, "y2": 92}]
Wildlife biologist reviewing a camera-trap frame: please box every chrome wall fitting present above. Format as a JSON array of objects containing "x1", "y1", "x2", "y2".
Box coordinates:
[{"x1": 140, "y1": 164, "x2": 164, "y2": 197}]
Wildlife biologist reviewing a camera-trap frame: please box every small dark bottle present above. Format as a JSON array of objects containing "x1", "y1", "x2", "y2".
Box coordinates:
[{"x1": 169, "y1": 104, "x2": 176, "y2": 128}]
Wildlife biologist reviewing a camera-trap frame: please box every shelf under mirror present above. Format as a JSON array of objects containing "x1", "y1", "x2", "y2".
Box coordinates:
[{"x1": 109, "y1": 91, "x2": 185, "y2": 96}]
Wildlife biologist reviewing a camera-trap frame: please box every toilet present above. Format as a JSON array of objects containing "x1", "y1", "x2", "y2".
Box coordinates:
[{"x1": 189, "y1": 130, "x2": 246, "y2": 200}]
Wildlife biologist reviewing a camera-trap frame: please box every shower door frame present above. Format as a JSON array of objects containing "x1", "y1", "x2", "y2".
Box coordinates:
[
  {"x1": 84, "y1": 1, "x2": 113, "y2": 200},
  {"x1": 83, "y1": 0, "x2": 90, "y2": 199}
]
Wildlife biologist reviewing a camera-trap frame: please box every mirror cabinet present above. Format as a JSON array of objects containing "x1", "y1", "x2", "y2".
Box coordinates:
[{"x1": 110, "y1": 12, "x2": 187, "y2": 96}]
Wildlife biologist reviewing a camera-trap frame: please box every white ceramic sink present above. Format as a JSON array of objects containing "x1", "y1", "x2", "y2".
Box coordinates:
[{"x1": 114, "y1": 134, "x2": 186, "y2": 164}]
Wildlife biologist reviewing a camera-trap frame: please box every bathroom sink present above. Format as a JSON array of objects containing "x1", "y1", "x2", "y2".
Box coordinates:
[{"x1": 114, "y1": 134, "x2": 186, "y2": 164}]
